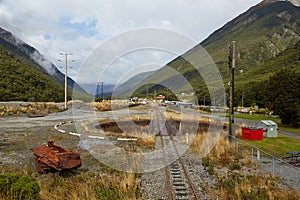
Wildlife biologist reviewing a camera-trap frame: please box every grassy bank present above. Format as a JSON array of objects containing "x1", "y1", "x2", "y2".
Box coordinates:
[
  {"x1": 243, "y1": 134, "x2": 300, "y2": 157},
  {"x1": 279, "y1": 127, "x2": 300, "y2": 135},
  {"x1": 233, "y1": 113, "x2": 280, "y2": 123}
]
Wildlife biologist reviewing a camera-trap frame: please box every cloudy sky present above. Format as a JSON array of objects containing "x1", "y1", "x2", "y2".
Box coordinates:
[{"x1": 0, "y1": 0, "x2": 262, "y2": 84}]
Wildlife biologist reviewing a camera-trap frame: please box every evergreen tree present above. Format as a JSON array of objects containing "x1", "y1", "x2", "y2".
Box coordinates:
[{"x1": 265, "y1": 69, "x2": 300, "y2": 127}]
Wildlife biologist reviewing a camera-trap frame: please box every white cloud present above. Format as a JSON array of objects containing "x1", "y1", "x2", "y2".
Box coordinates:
[{"x1": 0, "y1": 0, "x2": 262, "y2": 84}]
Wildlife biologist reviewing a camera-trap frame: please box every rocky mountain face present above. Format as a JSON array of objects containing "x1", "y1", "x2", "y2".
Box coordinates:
[
  {"x1": 200, "y1": 0, "x2": 300, "y2": 73},
  {"x1": 0, "y1": 27, "x2": 85, "y2": 93}
]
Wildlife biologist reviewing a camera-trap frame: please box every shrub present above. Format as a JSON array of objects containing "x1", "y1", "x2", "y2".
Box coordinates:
[
  {"x1": 229, "y1": 162, "x2": 241, "y2": 171},
  {"x1": 202, "y1": 158, "x2": 215, "y2": 175},
  {"x1": 0, "y1": 174, "x2": 40, "y2": 200}
]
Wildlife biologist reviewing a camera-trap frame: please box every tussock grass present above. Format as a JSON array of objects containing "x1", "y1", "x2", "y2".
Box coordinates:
[
  {"x1": 38, "y1": 172, "x2": 139, "y2": 200},
  {"x1": 0, "y1": 102, "x2": 62, "y2": 116},
  {"x1": 216, "y1": 172, "x2": 300, "y2": 200},
  {"x1": 134, "y1": 134, "x2": 155, "y2": 150},
  {"x1": 189, "y1": 132, "x2": 300, "y2": 199},
  {"x1": 91, "y1": 100, "x2": 114, "y2": 112},
  {"x1": 190, "y1": 133, "x2": 238, "y2": 169},
  {"x1": 91, "y1": 100, "x2": 127, "y2": 112},
  {"x1": 0, "y1": 165, "x2": 140, "y2": 200}
]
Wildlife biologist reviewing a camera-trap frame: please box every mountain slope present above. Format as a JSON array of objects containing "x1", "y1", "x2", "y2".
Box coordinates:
[
  {"x1": 201, "y1": 0, "x2": 300, "y2": 73},
  {"x1": 119, "y1": 0, "x2": 300, "y2": 103},
  {"x1": 234, "y1": 40, "x2": 300, "y2": 107},
  {"x1": 0, "y1": 27, "x2": 85, "y2": 93},
  {"x1": 0, "y1": 45, "x2": 64, "y2": 101},
  {"x1": 113, "y1": 70, "x2": 156, "y2": 97}
]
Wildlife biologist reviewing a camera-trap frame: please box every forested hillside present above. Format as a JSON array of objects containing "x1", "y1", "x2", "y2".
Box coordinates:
[
  {"x1": 235, "y1": 40, "x2": 300, "y2": 107},
  {"x1": 237, "y1": 41, "x2": 300, "y2": 127},
  {"x1": 0, "y1": 45, "x2": 65, "y2": 102}
]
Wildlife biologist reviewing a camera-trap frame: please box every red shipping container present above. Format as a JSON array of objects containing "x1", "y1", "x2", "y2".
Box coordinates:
[{"x1": 242, "y1": 127, "x2": 263, "y2": 140}]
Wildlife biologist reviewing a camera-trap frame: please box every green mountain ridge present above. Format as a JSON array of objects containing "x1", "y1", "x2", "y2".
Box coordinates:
[{"x1": 122, "y1": 0, "x2": 300, "y2": 106}]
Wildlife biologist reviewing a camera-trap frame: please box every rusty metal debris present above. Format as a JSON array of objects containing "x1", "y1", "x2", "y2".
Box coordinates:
[{"x1": 31, "y1": 139, "x2": 81, "y2": 173}]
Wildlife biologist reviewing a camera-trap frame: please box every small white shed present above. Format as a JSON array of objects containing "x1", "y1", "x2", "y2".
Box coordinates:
[{"x1": 258, "y1": 120, "x2": 278, "y2": 138}]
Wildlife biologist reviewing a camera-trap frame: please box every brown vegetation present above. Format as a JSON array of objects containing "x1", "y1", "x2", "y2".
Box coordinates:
[
  {"x1": 189, "y1": 132, "x2": 300, "y2": 199},
  {"x1": 0, "y1": 164, "x2": 140, "y2": 200},
  {"x1": 0, "y1": 102, "x2": 62, "y2": 117}
]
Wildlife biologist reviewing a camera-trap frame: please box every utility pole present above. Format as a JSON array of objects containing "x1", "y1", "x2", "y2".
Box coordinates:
[
  {"x1": 101, "y1": 81, "x2": 104, "y2": 100},
  {"x1": 167, "y1": 86, "x2": 170, "y2": 101},
  {"x1": 240, "y1": 69, "x2": 244, "y2": 110},
  {"x1": 96, "y1": 82, "x2": 100, "y2": 99},
  {"x1": 228, "y1": 41, "x2": 236, "y2": 141},
  {"x1": 213, "y1": 94, "x2": 216, "y2": 107},
  {"x1": 242, "y1": 92, "x2": 244, "y2": 109},
  {"x1": 146, "y1": 79, "x2": 149, "y2": 99},
  {"x1": 59, "y1": 53, "x2": 74, "y2": 109}
]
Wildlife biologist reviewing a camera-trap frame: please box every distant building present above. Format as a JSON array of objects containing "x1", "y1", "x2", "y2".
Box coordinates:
[
  {"x1": 130, "y1": 97, "x2": 139, "y2": 102},
  {"x1": 179, "y1": 102, "x2": 193, "y2": 109},
  {"x1": 156, "y1": 95, "x2": 165, "y2": 101}
]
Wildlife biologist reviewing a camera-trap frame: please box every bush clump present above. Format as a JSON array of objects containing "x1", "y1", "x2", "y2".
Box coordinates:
[{"x1": 0, "y1": 174, "x2": 40, "y2": 200}]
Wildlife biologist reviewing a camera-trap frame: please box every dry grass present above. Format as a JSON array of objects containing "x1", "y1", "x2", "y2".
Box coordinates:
[
  {"x1": 205, "y1": 135, "x2": 237, "y2": 167},
  {"x1": 216, "y1": 172, "x2": 300, "y2": 199},
  {"x1": 47, "y1": 169, "x2": 140, "y2": 200},
  {"x1": 134, "y1": 134, "x2": 156, "y2": 150},
  {"x1": 91, "y1": 101, "x2": 113, "y2": 112},
  {"x1": 91, "y1": 100, "x2": 127, "y2": 112},
  {"x1": 0, "y1": 102, "x2": 62, "y2": 116},
  {"x1": 38, "y1": 171, "x2": 139, "y2": 200},
  {"x1": 130, "y1": 115, "x2": 150, "y2": 122},
  {"x1": 189, "y1": 133, "x2": 206, "y2": 154},
  {"x1": 0, "y1": 164, "x2": 140, "y2": 200},
  {"x1": 188, "y1": 132, "x2": 300, "y2": 199},
  {"x1": 38, "y1": 173, "x2": 98, "y2": 200}
]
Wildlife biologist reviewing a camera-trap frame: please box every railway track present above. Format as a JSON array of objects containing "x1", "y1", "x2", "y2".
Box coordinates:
[{"x1": 154, "y1": 108, "x2": 200, "y2": 200}]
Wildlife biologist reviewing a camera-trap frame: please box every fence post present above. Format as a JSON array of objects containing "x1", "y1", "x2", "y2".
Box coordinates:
[
  {"x1": 272, "y1": 157, "x2": 275, "y2": 176},
  {"x1": 186, "y1": 133, "x2": 189, "y2": 145},
  {"x1": 251, "y1": 147, "x2": 254, "y2": 163},
  {"x1": 257, "y1": 150, "x2": 260, "y2": 160}
]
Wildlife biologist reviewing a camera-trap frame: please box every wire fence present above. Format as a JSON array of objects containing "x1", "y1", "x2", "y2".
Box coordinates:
[{"x1": 232, "y1": 136, "x2": 300, "y2": 190}]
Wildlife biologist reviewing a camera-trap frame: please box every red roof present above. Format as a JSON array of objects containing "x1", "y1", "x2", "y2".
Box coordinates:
[{"x1": 156, "y1": 95, "x2": 165, "y2": 100}]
